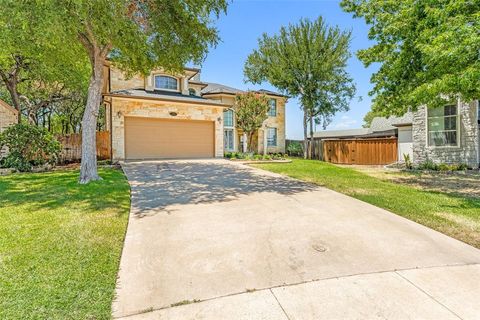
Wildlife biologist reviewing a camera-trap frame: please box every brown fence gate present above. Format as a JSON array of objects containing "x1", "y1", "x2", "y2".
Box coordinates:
[
  {"x1": 57, "y1": 131, "x2": 111, "y2": 163},
  {"x1": 322, "y1": 138, "x2": 397, "y2": 165}
]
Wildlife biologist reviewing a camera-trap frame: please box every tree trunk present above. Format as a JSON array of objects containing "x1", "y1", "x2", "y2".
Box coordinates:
[
  {"x1": 79, "y1": 56, "x2": 105, "y2": 184},
  {"x1": 303, "y1": 111, "x2": 308, "y2": 159},
  {"x1": 309, "y1": 115, "x2": 314, "y2": 159},
  {"x1": 247, "y1": 131, "x2": 255, "y2": 153},
  {"x1": 5, "y1": 80, "x2": 22, "y2": 123}
]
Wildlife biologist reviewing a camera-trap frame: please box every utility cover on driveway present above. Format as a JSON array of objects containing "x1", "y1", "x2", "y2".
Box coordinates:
[{"x1": 113, "y1": 160, "x2": 480, "y2": 319}]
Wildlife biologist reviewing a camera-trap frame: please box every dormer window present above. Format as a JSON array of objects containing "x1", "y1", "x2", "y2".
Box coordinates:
[
  {"x1": 189, "y1": 88, "x2": 197, "y2": 96},
  {"x1": 154, "y1": 75, "x2": 178, "y2": 91}
]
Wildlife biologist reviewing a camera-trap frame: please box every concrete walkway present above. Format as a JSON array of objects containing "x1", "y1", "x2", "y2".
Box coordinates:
[{"x1": 113, "y1": 160, "x2": 480, "y2": 319}]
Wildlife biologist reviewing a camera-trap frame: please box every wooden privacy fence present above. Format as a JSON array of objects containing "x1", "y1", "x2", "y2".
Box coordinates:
[
  {"x1": 322, "y1": 138, "x2": 397, "y2": 165},
  {"x1": 56, "y1": 131, "x2": 111, "y2": 163}
]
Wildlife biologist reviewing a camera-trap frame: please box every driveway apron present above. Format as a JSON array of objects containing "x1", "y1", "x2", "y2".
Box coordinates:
[{"x1": 113, "y1": 159, "x2": 480, "y2": 319}]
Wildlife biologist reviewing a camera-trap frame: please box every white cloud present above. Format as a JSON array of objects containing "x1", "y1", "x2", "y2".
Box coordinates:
[{"x1": 329, "y1": 115, "x2": 358, "y2": 129}]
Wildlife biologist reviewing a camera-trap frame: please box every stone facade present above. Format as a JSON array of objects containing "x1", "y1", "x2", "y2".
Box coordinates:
[
  {"x1": 412, "y1": 101, "x2": 479, "y2": 168},
  {"x1": 256, "y1": 98, "x2": 286, "y2": 154},
  {"x1": 105, "y1": 66, "x2": 288, "y2": 159},
  {"x1": 0, "y1": 100, "x2": 17, "y2": 133},
  {"x1": 110, "y1": 68, "x2": 145, "y2": 92},
  {"x1": 0, "y1": 100, "x2": 18, "y2": 158},
  {"x1": 207, "y1": 94, "x2": 287, "y2": 154},
  {"x1": 110, "y1": 97, "x2": 224, "y2": 160}
]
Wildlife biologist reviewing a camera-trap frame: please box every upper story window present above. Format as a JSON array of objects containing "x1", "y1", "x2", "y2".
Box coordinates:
[
  {"x1": 188, "y1": 88, "x2": 197, "y2": 96},
  {"x1": 224, "y1": 109, "x2": 234, "y2": 128},
  {"x1": 154, "y1": 75, "x2": 178, "y2": 91},
  {"x1": 427, "y1": 104, "x2": 458, "y2": 147},
  {"x1": 268, "y1": 99, "x2": 277, "y2": 117}
]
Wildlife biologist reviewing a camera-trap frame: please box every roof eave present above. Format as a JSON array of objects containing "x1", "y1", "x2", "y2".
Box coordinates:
[{"x1": 104, "y1": 93, "x2": 230, "y2": 108}]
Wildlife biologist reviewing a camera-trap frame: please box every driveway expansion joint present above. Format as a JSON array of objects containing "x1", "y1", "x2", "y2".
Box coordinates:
[
  {"x1": 395, "y1": 271, "x2": 464, "y2": 320},
  {"x1": 114, "y1": 262, "x2": 480, "y2": 319}
]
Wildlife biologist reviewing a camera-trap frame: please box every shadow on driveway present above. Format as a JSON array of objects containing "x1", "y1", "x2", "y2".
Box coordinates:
[{"x1": 122, "y1": 160, "x2": 315, "y2": 217}]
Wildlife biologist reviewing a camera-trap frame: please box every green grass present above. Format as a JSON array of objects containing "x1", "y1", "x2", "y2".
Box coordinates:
[
  {"x1": 253, "y1": 159, "x2": 480, "y2": 248},
  {"x1": 0, "y1": 168, "x2": 130, "y2": 319}
]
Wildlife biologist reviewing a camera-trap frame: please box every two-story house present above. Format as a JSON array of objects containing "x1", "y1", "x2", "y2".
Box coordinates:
[{"x1": 102, "y1": 63, "x2": 287, "y2": 160}]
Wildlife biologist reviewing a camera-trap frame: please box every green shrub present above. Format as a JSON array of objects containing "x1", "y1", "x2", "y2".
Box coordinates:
[
  {"x1": 403, "y1": 153, "x2": 413, "y2": 169},
  {"x1": 286, "y1": 141, "x2": 303, "y2": 156},
  {"x1": 0, "y1": 123, "x2": 61, "y2": 172},
  {"x1": 253, "y1": 154, "x2": 263, "y2": 160},
  {"x1": 418, "y1": 159, "x2": 438, "y2": 171},
  {"x1": 437, "y1": 163, "x2": 450, "y2": 171},
  {"x1": 224, "y1": 152, "x2": 233, "y2": 159}
]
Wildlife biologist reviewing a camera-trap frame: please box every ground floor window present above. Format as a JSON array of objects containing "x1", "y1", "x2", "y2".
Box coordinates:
[
  {"x1": 427, "y1": 105, "x2": 458, "y2": 147},
  {"x1": 224, "y1": 129, "x2": 234, "y2": 151},
  {"x1": 267, "y1": 127, "x2": 277, "y2": 147}
]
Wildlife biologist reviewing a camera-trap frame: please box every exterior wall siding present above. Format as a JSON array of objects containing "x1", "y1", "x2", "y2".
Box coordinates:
[
  {"x1": 257, "y1": 99, "x2": 287, "y2": 154},
  {"x1": 110, "y1": 68, "x2": 145, "y2": 91},
  {"x1": 111, "y1": 97, "x2": 224, "y2": 160},
  {"x1": 0, "y1": 102, "x2": 17, "y2": 133},
  {"x1": 412, "y1": 101, "x2": 479, "y2": 168},
  {"x1": 0, "y1": 101, "x2": 18, "y2": 158}
]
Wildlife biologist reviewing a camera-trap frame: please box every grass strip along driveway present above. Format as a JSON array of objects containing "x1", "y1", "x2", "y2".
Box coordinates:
[
  {"x1": 0, "y1": 168, "x2": 130, "y2": 319},
  {"x1": 253, "y1": 159, "x2": 480, "y2": 249}
]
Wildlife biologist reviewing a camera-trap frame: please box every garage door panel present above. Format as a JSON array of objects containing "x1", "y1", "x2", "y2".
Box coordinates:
[{"x1": 125, "y1": 117, "x2": 214, "y2": 159}]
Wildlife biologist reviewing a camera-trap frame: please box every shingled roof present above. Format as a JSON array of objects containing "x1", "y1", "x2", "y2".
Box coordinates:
[{"x1": 201, "y1": 82, "x2": 286, "y2": 97}]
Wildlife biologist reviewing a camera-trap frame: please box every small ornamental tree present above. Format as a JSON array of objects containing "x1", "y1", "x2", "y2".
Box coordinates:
[
  {"x1": 233, "y1": 92, "x2": 270, "y2": 153},
  {"x1": 0, "y1": 123, "x2": 61, "y2": 172}
]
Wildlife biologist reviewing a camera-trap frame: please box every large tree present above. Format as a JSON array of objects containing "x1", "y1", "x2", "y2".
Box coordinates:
[
  {"x1": 244, "y1": 17, "x2": 355, "y2": 158},
  {"x1": 233, "y1": 92, "x2": 270, "y2": 153},
  {"x1": 341, "y1": 0, "x2": 480, "y2": 115},
  {"x1": 0, "y1": 1, "x2": 89, "y2": 124},
  {"x1": 33, "y1": 0, "x2": 227, "y2": 183}
]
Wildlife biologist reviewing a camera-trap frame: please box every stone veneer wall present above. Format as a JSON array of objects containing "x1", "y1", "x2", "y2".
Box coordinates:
[
  {"x1": 257, "y1": 99, "x2": 287, "y2": 154},
  {"x1": 110, "y1": 68, "x2": 145, "y2": 92},
  {"x1": 0, "y1": 102, "x2": 17, "y2": 133},
  {"x1": 412, "y1": 101, "x2": 479, "y2": 168},
  {"x1": 0, "y1": 101, "x2": 18, "y2": 158},
  {"x1": 111, "y1": 97, "x2": 225, "y2": 160}
]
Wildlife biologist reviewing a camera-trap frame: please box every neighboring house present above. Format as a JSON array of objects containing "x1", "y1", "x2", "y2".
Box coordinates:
[
  {"x1": 314, "y1": 101, "x2": 480, "y2": 168},
  {"x1": 102, "y1": 63, "x2": 287, "y2": 160},
  {"x1": 393, "y1": 101, "x2": 480, "y2": 168},
  {"x1": 0, "y1": 99, "x2": 17, "y2": 133},
  {"x1": 0, "y1": 99, "x2": 18, "y2": 158}
]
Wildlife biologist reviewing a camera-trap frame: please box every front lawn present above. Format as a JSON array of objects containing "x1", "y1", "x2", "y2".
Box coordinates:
[
  {"x1": 253, "y1": 159, "x2": 480, "y2": 249},
  {"x1": 0, "y1": 168, "x2": 130, "y2": 319}
]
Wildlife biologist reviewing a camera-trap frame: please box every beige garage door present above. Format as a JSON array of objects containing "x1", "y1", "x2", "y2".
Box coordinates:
[{"x1": 125, "y1": 117, "x2": 215, "y2": 159}]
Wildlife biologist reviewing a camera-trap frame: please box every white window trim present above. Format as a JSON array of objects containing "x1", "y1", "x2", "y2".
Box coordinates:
[
  {"x1": 426, "y1": 102, "x2": 461, "y2": 149},
  {"x1": 268, "y1": 99, "x2": 277, "y2": 117},
  {"x1": 223, "y1": 109, "x2": 235, "y2": 129},
  {"x1": 224, "y1": 128, "x2": 235, "y2": 152},
  {"x1": 223, "y1": 109, "x2": 235, "y2": 151},
  {"x1": 154, "y1": 74, "x2": 180, "y2": 92},
  {"x1": 267, "y1": 127, "x2": 277, "y2": 147}
]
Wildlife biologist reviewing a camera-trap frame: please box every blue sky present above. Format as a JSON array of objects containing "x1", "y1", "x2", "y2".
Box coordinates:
[{"x1": 198, "y1": 0, "x2": 378, "y2": 140}]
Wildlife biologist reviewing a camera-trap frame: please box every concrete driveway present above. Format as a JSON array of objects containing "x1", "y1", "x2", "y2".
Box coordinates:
[{"x1": 113, "y1": 159, "x2": 480, "y2": 319}]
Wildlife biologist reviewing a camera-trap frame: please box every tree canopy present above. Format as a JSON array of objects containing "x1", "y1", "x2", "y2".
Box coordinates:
[
  {"x1": 341, "y1": 0, "x2": 480, "y2": 115},
  {"x1": 244, "y1": 16, "x2": 355, "y2": 158},
  {"x1": 18, "y1": 0, "x2": 228, "y2": 183},
  {"x1": 0, "y1": 0, "x2": 89, "y2": 124}
]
